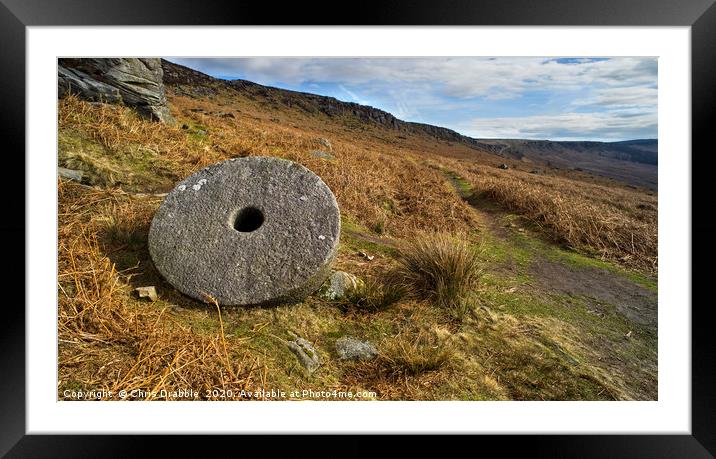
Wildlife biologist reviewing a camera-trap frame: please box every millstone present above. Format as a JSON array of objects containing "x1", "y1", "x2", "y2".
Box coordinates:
[{"x1": 148, "y1": 156, "x2": 340, "y2": 306}]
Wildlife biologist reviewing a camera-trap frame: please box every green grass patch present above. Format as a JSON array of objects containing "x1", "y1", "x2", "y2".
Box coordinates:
[
  {"x1": 340, "y1": 216, "x2": 397, "y2": 256},
  {"x1": 478, "y1": 231, "x2": 534, "y2": 268},
  {"x1": 58, "y1": 128, "x2": 178, "y2": 191},
  {"x1": 440, "y1": 169, "x2": 473, "y2": 198}
]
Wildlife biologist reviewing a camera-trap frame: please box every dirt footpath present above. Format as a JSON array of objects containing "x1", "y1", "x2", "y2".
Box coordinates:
[{"x1": 531, "y1": 259, "x2": 657, "y2": 328}]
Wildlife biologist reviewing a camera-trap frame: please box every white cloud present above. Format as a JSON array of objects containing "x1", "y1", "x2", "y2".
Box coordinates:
[
  {"x1": 460, "y1": 111, "x2": 657, "y2": 141},
  {"x1": 338, "y1": 85, "x2": 361, "y2": 103},
  {"x1": 573, "y1": 86, "x2": 658, "y2": 108},
  {"x1": 168, "y1": 57, "x2": 658, "y2": 140},
  {"x1": 172, "y1": 57, "x2": 657, "y2": 101}
]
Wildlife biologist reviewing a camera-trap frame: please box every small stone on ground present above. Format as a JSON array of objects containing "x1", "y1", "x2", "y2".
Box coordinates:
[
  {"x1": 321, "y1": 271, "x2": 363, "y2": 300},
  {"x1": 58, "y1": 167, "x2": 84, "y2": 182},
  {"x1": 317, "y1": 138, "x2": 333, "y2": 151},
  {"x1": 335, "y1": 336, "x2": 378, "y2": 361},
  {"x1": 311, "y1": 150, "x2": 335, "y2": 160},
  {"x1": 135, "y1": 286, "x2": 158, "y2": 302},
  {"x1": 287, "y1": 337, "x2": 320, "y2": 373}
]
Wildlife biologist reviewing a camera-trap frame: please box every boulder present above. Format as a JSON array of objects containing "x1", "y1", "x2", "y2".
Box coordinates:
[
  {"x1": 321, "y1": 271, "x2": 364, "y2": 301},
  {"x1": 148, "y1": 157, "x2": 341, "y2": 306},
  {"x1": 58, "y1": 58, "x2": 174, "y2": 123},
  {"x1": 335, "y1": 336, "x2": 378, "y2": 361}
]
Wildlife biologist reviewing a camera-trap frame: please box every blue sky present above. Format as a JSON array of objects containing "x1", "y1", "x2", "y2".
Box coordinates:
[{"x1": 166, "y1": 57, "x2": 657, "y2": 142}]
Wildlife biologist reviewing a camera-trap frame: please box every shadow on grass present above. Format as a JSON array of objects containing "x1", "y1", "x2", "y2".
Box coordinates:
[{"x1": 97, "y1": 217, "x2": 294, "y2": 312}]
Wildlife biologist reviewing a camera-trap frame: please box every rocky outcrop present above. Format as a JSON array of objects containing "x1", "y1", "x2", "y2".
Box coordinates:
[
  {"x1": 159, "y1": 59, "x2": 487, "y2": 147},
  {"x1": 58, "y1": 58, "x2": 174, "y2": 123}
]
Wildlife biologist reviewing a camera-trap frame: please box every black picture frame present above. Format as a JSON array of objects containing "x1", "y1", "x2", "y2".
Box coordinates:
[{"x1": 4, "y1": 0, "x2": 714, "y2": 456}]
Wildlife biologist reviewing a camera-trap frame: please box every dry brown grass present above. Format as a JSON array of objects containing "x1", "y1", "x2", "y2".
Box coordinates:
[
  {"x1": 59, "y1": 95, "x2": 226, "y2": 184},
  {"x1": 57, "y1": 92, "x2": 473, "y2": 399},
  {"x1": 378, "y1": 328, "x2": 456, "y2": 376},
  {"x1": 340, "y1": 322, "x2": 458, "y2": 399},
  {"x1": 438, "y1": 160, "x2": 657, "y2": 272},
  {"x1": 59, "y1": 94, "x2": 479, "y2": 239},
  {"x1": 57, "y1": 83, "x2": 657, "y2": 401},
  {"x1": 59, "y1": 92, "x2": 656, "y2": 273},
  {"x1": 57, "y1": 180, "x2": 268, "y2": 400}
]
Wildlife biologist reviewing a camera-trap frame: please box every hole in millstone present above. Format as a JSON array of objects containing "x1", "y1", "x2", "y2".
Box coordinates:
[{"x1": 232, "y1": 206, "x2": 264, "y2": 232}]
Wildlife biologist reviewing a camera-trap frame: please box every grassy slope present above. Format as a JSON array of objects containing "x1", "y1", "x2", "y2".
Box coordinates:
[{"x1": 57, "y1": 86, "x2": 657, "y2": 401}]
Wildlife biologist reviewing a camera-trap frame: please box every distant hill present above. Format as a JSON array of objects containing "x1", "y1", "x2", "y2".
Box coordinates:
[
  {"x1": 162, "y1": 59, "x2": 482, "y2": 145},
  {"x1": 471, "y1": 139, "x2": 658, "y2": 189},
  {"x1": 474, "y1": 139, "x2": 657, "y2": 165},
  {"x1": 161, "y1": 59, "x2": 657, "y2": 189}
]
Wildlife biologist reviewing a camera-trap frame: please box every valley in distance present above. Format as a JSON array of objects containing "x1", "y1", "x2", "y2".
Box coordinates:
[{"x1": 57, "y1": 58, "x2": 657, "y2": 402}]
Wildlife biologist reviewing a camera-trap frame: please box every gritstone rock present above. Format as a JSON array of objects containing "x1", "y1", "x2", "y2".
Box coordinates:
[
  {"x1": 287, "y1": 337, "x2": 321, "y2": 373},
  {"x1": 135, "y1": 286, "x2": 158, "y2": 302},
  {"x1": 335, "y1": 336, "x2": 378, "y2": 361},
  {"x1": 58, "y1": 167, "x2": 84, "y2": 182},
  {"x1": 311, "y1": 150, "x2": 335, "y2": 161},
  {"x1": 58, "y1": 58, "x2": 174, "y2": 123},
  {"x1": 321, "y1": 271, "x2": 364, "y2": 300},
  {"x1": 148, "y1": 156, "x2": 341, "y2": 306}
]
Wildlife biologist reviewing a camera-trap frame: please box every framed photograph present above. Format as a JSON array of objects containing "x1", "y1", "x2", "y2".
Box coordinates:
[{"x1": 7, "y1": 0, "x2": 714, "y2": 455}]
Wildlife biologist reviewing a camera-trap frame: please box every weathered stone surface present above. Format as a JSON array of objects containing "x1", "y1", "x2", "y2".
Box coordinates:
[
  {"x1": 335, "y1": 336, "x2": 378, "y2": 361},
  {"x1": 58, "y1": 167, "x2": 84, "y2": 182},
  {"x1": 287, "y1": 337, "x2": 321, "y2": 373},
  {"x1": 135, "y1": 286, "x2": 158, "y2": 302},
  {"x1": 311, "y1": 150, "x2": 335, "y2": 161},
  {"x1": 58, "y1": 58, "x2": 174, "y2": 123},
  {"x1": 148, "y1": 156, "x2": 341, "y2": 306},
  {"x1": 321, "y1": 271, "x2": 363, "y2": 301},
  {"x1": 58, "y1": 66, "x2": 121, "y2": 103},
  {"x1": 317, "y1": 138, "x2": 333, "y2": 151}
]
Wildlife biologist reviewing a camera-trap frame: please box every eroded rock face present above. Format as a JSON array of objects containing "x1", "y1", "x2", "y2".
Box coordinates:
[
  {"x1": 148, "y1": 157, "x2": 341, "y2": 306},
  {"x1": 58, "y1": 58, "x2": 174, "y2": 123}
]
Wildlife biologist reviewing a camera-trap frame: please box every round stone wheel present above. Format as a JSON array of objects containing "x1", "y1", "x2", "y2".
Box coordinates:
[{"x1": 148, "y1": 156, "x2": 341, "y2": 306}]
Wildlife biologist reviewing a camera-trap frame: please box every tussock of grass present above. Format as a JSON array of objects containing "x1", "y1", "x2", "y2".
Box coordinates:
[
  {"x1": 379, "y1": 328, "x2": 455, "y2": 376},
  {"x1": 339, "y1": 277, "x2": 407, "y2": 312},
  {"x1": 395, "y1": 232, "x2": 481, "y2": 320},
  {"x1": 341, "y1": 325, "x2": 457, "y2": 399}
]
